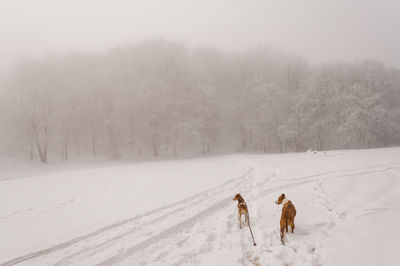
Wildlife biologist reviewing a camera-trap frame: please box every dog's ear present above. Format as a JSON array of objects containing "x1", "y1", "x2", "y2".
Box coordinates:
[{"x1": 276, "y1": 193, "x2": 285, "y2": 204}]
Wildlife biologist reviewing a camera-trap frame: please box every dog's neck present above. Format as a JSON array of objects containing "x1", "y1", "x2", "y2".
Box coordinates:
[
  {"x1": 282, "y1": 197, "x2": 289, "y2": 205},
  {"x1": 238, "y1": 198, "x2": 246, "y2": 204}
]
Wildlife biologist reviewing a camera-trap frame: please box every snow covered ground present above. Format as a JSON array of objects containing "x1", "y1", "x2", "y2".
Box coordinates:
[{"x1": 1, "y1": 148, "x2": 400, "y2": 266}]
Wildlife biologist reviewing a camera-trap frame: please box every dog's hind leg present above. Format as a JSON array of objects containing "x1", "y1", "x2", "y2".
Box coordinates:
[
  {"x1": 280, "y1": 221, "x2": 285, "y2": 244},
  {"x1": 238, "y1": 213, "x2": 242, "y2": 229},
  {"x1": 289, "y1": 220, "x2": 295, "y2": 233},
  {"x1": 285, "y1": 219, "x2": 289, "y2": 233}
]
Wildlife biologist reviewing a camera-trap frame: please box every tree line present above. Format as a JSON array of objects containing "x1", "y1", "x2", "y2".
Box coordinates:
[{"x1": 1, "y1": 39, "x2": 399, "y2": 163}]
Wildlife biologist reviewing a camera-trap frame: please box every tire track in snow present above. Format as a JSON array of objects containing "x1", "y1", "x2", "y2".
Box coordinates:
[
  {"x1": 95, "y1": 168, "x2": 274, "y2": 266},
  {"x1": 258, "y1": 165, "x2": 400, "y2": 197},
  {"x1": 0, "y1": 168, "x2": 254, "y2": 266},
  {"x1": 52, "y1": 169, "x2": 257, "y2": 265},
  {"x1": 284, "y1": 162, "x2": 400, "y2": 182},
  {"x1": 95, "y1": 198, "x2": 235, "y2": 266}
]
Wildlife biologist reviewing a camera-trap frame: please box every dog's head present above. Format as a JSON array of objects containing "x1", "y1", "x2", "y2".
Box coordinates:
[
  {"x1": 275, "y1": 193, "x2": 286, "y2": 205},
  {"x1": 233, "y1": 193, "x2": 243, "y2": 201}
]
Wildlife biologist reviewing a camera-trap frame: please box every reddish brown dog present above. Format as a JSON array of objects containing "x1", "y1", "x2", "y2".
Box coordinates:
[
  {"x1": 275, "y1": 193, "x2": 296, "y2": 243},
  {"x1": 233, "y1": 193, "x2": 249, "y2": 228},
  {"x1": 233, "y1": 193, "x2": 256, "y2": 246}
]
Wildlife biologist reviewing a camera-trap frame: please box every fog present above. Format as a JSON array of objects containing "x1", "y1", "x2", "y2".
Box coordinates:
[
  {"x1": 1, "y1": 0, "x2": 400, "y2": 75},
  {"x1": 1, "y1": 0, "x2": 400, "y2": 163}
]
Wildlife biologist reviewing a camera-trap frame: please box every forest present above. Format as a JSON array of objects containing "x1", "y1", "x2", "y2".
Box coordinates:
[{"x1": 1, "y1": 39, "x2": 399, "y2": 163}]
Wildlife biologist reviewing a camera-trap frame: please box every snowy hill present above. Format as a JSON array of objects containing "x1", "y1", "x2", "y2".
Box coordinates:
[{"x1": 1, "y1": 148, "x2": 400, "y2": 266}]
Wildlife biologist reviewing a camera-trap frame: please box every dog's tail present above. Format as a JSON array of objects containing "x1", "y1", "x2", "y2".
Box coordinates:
[{"x1": 246, "y1": 213, "x2": 257, "y2": 246}]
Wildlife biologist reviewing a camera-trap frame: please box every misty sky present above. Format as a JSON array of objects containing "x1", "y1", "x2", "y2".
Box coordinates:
[{"x1": 1, "y1": 0, "x2": 400, "y2": 75}]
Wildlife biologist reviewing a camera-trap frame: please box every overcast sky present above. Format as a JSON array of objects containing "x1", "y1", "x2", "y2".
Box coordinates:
[{"x1": 1, "y1": 0, "x2": 399, "y2": 75}]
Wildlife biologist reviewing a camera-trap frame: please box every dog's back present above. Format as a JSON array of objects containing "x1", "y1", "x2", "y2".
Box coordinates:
[
  {"x1": 282, "y1": 200, "x2": 296, "y2": 221},
  {"x1": 275, "y1": 193, "x2": 296, "y2": 243},
  {"x1": 238, "y1": 198, "x2": 248, "y2": 214},
  {"x1": 233, "y1": 193, "x2": 247, "y2": 212}
]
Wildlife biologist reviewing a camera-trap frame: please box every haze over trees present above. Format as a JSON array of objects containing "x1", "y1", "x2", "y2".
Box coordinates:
[{"x1": 1, "y1": 39, "x2": 399, "y2": 163}]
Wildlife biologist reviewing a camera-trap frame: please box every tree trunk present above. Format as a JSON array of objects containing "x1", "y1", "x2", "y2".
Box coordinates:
[
  {"x1": 31, "y1": 122, "x2": 47, "y2": 164},
  {"x1": 63, "y1": 136, "x2": 69, "y2": 160},
  {"x1": 92, "y1": 126, "x2": 96, "y2": 156},
  {"x1": 29, "y1": 132, "x2": 34, "y2": 161},
  {"x1": 63, "y1": 123, "x2": 70, "y2": 160},
  {"x1": 152, "y1": 135, "x2": 159, "y2": 157}
]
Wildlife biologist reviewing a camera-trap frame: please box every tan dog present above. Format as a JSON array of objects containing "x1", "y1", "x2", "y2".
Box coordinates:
[
  {"x1": 275, "y1": 193, "x2": 296, "y2": 244},
  {"x1": 233, "y1": 193, "x2": 257, "y2": 246}
]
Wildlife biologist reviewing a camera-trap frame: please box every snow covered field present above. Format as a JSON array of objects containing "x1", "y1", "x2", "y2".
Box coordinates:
[{"x1": 1, "y1": 147, "x2": 400, "y2": 266}]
